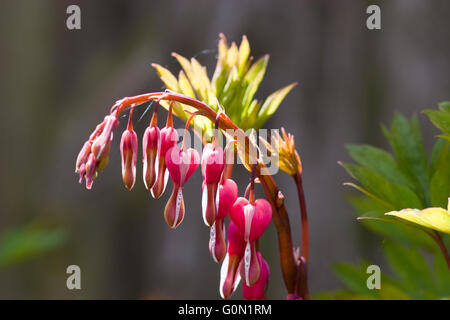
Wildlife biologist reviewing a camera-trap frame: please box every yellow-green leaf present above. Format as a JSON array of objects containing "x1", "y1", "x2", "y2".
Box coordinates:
[
  {"x1": 178, "y1": 70, "x2": 196, "y2": 98},
  {"x1": 152, "y1": 63, "x2": 179, "y2": 91},
  {"x1": 385, "y1": 199, "x2": 450, "y2": 234},
  {"x1": 172, "y1": 53, "x2": 196, "y2": 91},
  {"x1": 226, "y1": 41, "x2": 239, "y2": 69},
  {"x1": 191, "y1": 57, "x2": 214, "y2": 104},
  {"x1": 258, "y1": 82, "x2": 297, "y2": 119},
  {"x1": 238, "y1": 35, "x2": 250, "y2": 76}
]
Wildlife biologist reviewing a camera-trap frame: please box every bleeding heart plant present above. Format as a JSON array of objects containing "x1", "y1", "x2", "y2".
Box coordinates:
[{"x1": 75, "y1": 34, "x2": 310, "y2": 300}]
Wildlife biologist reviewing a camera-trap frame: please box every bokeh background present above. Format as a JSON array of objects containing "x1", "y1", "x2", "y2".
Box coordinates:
[{"x1": 1, "y1": 0, "x2": 449, "y2": 299}]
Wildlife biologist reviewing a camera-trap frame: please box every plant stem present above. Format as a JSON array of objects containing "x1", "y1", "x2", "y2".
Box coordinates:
[
  {"x1": 432, "y1": 231, "x2": 450, "y2": 269},
  {"x1": 293, "y1": 173, "x2": 309, "y2": 262},
  {"x1": 112, "y1": 91, "x2": 299, "y2": 294},
  {"x1": 293, "y1": 172, "x2": 309, "y2": 299}
]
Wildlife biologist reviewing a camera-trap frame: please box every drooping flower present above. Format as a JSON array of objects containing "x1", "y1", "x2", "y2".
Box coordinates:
[
  {"x1": 75, "y1": 140, "x2": 92, "y2": 184},
  {"x1": 201, "y1": 143, "x2": 225, "y2": 226},
  {"x1": 142, "y1": 107, "x2": 160, "y2": 190},
  {"x1": 242, "y1": 252, "x2": 270, "y2": 300},
  {"x1": 164, "y1": 145, "x2": 200, "y2": 228},
  {"x1": 151, "y1": 102, "x2": 178, "y2": 199},
  {"x1": 91, "y1": 114, "x2": 119, "y2": 163},
  {"x1": 220, "y1": 221, "x2": 246, "y2": 299},
  {"x1": 120, "y1": 107, "x2": 138, "y2": 190},
  {"x1": 84, "y1": 153, "x2": 98, "y2": 189},
  {"x1": 209, "y1": 178, "x2": 238, "y2": 263},
  {"x1": 230, "y1": 197, "x2": 272, "y2": 286},
  {"x1": 75, "y1": 113, "x2": 119, "y2": 189}
]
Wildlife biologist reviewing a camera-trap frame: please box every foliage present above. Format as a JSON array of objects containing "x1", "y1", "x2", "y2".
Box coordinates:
[
  {"x1": 0, "y1": 225, "x2": 66, "y2": 267},
  {"x1": 332, "y1": 102, "x2": 450, "y2": 299},
  {"x1": 152, "y1": 34, "x2": 296, "y2": 139}
]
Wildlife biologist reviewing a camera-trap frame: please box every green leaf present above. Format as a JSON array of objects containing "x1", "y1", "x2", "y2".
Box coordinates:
[
  {"x1": 377, "y1": 282, "x2": 411, "y2": 300},
  {"x1": 241, "y1": 55, "x2": 269, "y2": 111},
  {"x1": 333, "y1": 263, "x2": 379, "y2": 298},
  {"x1": 342, "y1": 163, "x2": 423, "y2": 210},
  {"x1": 346, "y1": 144, "x2": 413, "y2": 188},
  {"x1": 383, "y1": 241, "x2": 436, "y2": 299},
  {"x1": 253, "y1": 83, "x2": 297, "y2": 129},
  {"x1": 211, "y1": 34, "x2": 230, "y2": 98},
  {"x1": 438, "y1": 101, "x2": 450, "y2": 113},
  {"x1": 0, "y1": 226, "x2": 66, "y2": 267},
  {"x1": 346, "y1": 194, "x2": 386, "y2": 214},
  {"x1": 434, "y1": 249, "x2": 450, "y2": 297},
  {"x1": 430, "y1": 138, "x2": 446, "y2": 176},
  {"x1": 357, "y1": 212, "x2": 437, "y2": 251},
  {"x1": 382, "y1": 114, "x2": 430, "y2": 206},
  {"x1": 424, "y1": 110, "x2": 450, "y2": 134},
  {"x1": 313, "y1": 290, "x2": 376, "y2": 300},
  {"x1": 429, "y1": 145, "x2": 450, "y2": 208},
  {"x1": 237, "y1": 35, "x2": 250, "y2": 77}
]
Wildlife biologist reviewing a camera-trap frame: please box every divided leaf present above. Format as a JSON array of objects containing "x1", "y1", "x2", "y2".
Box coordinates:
[
  {"x1": 342, "y1": 163, "x2": 423, "y2": 210},
  {"x1": 382, "y1": 114, "x2": 430, "y2": 206}
]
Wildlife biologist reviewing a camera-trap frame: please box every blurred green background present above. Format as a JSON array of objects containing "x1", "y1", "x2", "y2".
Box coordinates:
[{"x1": 0, "y1": 0, "x2": 449, "y2": 299}]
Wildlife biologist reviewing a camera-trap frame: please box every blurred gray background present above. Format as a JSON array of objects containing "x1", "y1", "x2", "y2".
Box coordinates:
[{"x1": 0, "y1": 0, "x2": 449, "y2": 299}]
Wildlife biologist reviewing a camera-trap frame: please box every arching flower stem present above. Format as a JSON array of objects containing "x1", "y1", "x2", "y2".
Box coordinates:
[{"x1": 109, "y1": 90, "x2": 299, "y2": 295}]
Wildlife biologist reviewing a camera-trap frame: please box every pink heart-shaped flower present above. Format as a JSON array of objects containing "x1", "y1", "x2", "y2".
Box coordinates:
[
  {"x1": 230, "y1": 197, "x2": 272, "y2": 242},
  {"x1": 201, "y1": 143, "x2": 225, "y2": 184},
  {"x1": 217, "y1": 179, "x2": 238, "y2": 219},
  {"x1": 165, "y1": 146, "x2": 200, "y2": 186}
]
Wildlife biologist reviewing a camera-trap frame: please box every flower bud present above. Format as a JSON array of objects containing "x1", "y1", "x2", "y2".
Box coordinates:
[
  {"x1": 142, "y1": 125, "x2": 160, "y2": 190},
  {"x1": 84, "y1": 153, "x2": 98, "y2": 190},
  {"x1": 76, "y1": 141, "x2": 92, "y2": 183},
  {"x1": 120, "y1": 129, "x2": 138, "y2": 190},
  {"x1": 91, "y1": 115, "x2": 119, "y2": 161},
  {"x1": 219, "y1": 222, "x2": 246, "y2": 299},
  {"x1": 151, "y1": 126, "x2": 178, "y2": 199},
  {"x1": 76, "y1": 113, "x2": 119, "y2": 189},
  {"x1": 242, "y1": 252, "x2": 270, "y2": 300}
]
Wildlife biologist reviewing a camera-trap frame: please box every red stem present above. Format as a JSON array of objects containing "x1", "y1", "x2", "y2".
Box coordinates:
[
  {"x1": 293, "y1": 172, "x2": 309, "y2": 299},
  {"x1": 432, "y1": 231, "x2": 450, "y2": 269},
  {"x1": 111, "y1": 91, "x2": 299, "y2": 294},
  {"x1": 293, "y1": 173, "x2": 308, "y2": 262}
]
